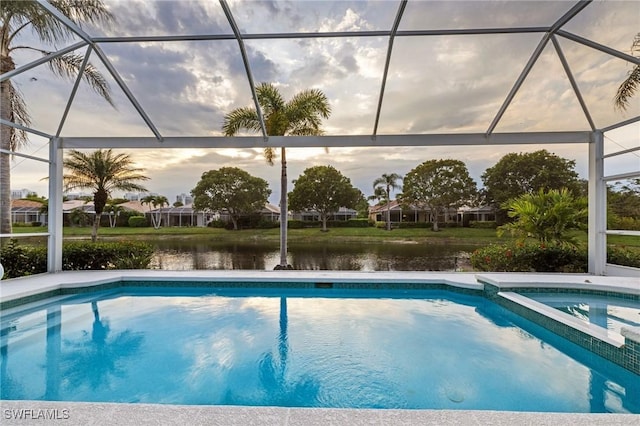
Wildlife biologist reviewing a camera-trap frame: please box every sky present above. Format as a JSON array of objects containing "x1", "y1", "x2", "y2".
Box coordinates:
[{"x1": 7, "y1": 0, "x2": 640, "y2": 204}]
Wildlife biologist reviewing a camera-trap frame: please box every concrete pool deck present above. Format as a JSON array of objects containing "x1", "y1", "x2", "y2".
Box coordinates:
[
  {"x1": 1, "y1": 400, "x2": 639, "y2": 425},
  {"x1": 1, "y1": 270, "x2": 639, "y2": 424}
]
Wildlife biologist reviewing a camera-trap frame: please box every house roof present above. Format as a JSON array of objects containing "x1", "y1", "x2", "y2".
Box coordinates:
[{"x1": 11, "y1": 199, "x2": 44, "y2": 210}]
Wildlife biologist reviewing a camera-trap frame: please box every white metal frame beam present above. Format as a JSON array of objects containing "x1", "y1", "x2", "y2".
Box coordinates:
[
  {"x1": 59, "y1": 132, "x2": 592, "y2": 150},
  {"x1": 373, "y1": 0, "x2": 407, "y2": 136}
]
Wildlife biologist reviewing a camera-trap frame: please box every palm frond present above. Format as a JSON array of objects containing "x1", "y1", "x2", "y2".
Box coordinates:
[
  {"x1": 256, "y1": 82, "x2": 285, "y2": 117},
  {"x1": 4, "y1": 81, "x2": 31, "y2": 151},
  {"x1": 47, "y1": 53, "x2": 114, "y2": 107},
  {"x1": 615, "y1": 65, "x2": 640, "y2": 111},
  {"x1": 615, "y1": 32, "x2": 640, "y2": 111},
  {"x1": 222, "y1": 107, "x2": 261, "y2": 136}
]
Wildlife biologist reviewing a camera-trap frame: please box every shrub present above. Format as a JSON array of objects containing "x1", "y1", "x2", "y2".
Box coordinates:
[
  {"x1": 608, "y1": 246, "x2": 640, "y2": 268},
  {"x1": 611, "y1": 217, "x2": 640, "y2": 231},
  {"x1": 0, "y1": 240, "x2": 154, "y2": 279},
  {"x1": 128, "y1": 216, "x2": 148, "y2": 227},
  {"x1": 0, "y1": 240, "x2": 47, "y2": 278},
  {"x1": 397, "y1": 222, "x2": 431, "y2": 229},
  {"x1": 471, "y1": 242, "x2": 587, "y2": 273},
  {"x1": 345, "y1": 219, "x2": 371, "y2": 227},
  {"x1": 469, "y1": 221, "x2": 497, "y2": 229},
  {"x1": 207, "y1": 220, "x2": 226, "y2": 228},
  {"x1": 287, "y1": 220, "x2": 304, "y2": 229}
]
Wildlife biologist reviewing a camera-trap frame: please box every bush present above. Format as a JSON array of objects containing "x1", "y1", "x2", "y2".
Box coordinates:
[
  {"x1": 469, "y1": 221, "x2": 497, "y2": 229},
  {"x1": 397, "y1": 222, "x2": 431, "y2": 229},
  {"x1": 608, "y1": 245, "x2": 640, "y2": 268},
  {"x1": 0, "y1": 240, "x2": 154, "y2": 279},
  {"x1": 471, "y1": 242, "x2": 587, "y2": 272},
  {"x1": 610, "y1": 217, "x2": 640, "y2": 231},
  {"x1": 287, "y1": 220, "x2": 304, "y2": 229},
  {"x1": 128, "y1": 216, "x2": 148, "y2": 227},
  {"x1": 0, "y1": 240, "x2": 47, "y2": 278},
  {"x1": 207, "y1": 220, "x2": 226, "y2": 228}
]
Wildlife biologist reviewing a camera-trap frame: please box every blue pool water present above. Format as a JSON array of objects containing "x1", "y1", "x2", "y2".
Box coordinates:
[
  {"x1": 1, "y1": 287, "x2": 638, "y2": 413},
  {"x1": 522, "y1": 293, "x2": 640, "y2": 335}
]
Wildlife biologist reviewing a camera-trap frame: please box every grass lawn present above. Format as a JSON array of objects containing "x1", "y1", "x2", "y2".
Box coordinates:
[{"x1": 11, "y1": 225, "x2": 639, "y2": 248}]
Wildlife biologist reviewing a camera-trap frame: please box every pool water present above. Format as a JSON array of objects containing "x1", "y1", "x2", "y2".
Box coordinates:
[
  {"x1": 1, "y1": 287, "x2": 638, "y2": 413},
  {"x1": 522, "y1": 293, "x2": 640, "y2": 335}
]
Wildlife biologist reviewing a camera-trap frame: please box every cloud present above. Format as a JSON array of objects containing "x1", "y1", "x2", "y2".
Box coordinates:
[{"x1": 7, "y1": 0, "x2": 638, "y2": 203}]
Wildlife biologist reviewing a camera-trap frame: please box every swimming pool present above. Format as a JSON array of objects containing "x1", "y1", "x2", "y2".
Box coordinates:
[
  {"x1": 2, "y1": 285, "x2": 638, "y2": 413},
  {"x1": 521, "y1": 293, "x2": 640, "y2": 335}
]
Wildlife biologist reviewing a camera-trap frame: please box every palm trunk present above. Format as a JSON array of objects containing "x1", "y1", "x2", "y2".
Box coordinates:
[
  {"x1": 91, "y1": 213, "x2": 101, "y2": 242},
  {"x1": 279, "y1": 147, "x2": 289, "y2": 268},
  {"x1": 386, "y1": 189, "x2": 391, "y2": 231},
  {"x1": 1, "y1": 55, "x2": 15, "y2": 240}
]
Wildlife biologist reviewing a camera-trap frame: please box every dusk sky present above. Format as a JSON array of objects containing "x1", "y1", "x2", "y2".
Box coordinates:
[{"x1": 7, "y1": 0, "x2": 639, "y2": 203}]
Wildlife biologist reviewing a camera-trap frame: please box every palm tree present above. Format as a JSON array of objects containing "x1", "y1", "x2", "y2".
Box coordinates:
[
  {"x1": 141, "y1": 195, "x2": 168, "y2": 229},
  {"x1": 63, "y1": 149, "x2": 148, "y2": 242},
  {"x1": 1, "y1": 0, "x2": 114, "y2": 237},
  {"x1": 615, "y1": 32, "x2": 640, "y2": 111},
  {"x1": 222, "y1": 83, "x2": 331, "y2": 269},
  {"x1": 373, "y1": 173, "x2": 402, "y2": 231},
  {"x1": 103, "y1": 202, "x2": 123, "y2": 228},
  {"x1": 498, "y1": 188, "x2": 588, "y2": 247}
]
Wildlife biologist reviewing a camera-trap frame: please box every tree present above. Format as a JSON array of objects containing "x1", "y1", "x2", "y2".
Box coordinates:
[
  {"x1": 402, "y1": 159, "x2": 477, "y2": 232},
  {"x1": 63, "y1": 149, "x2": 148, "y2": 242},
  {"x1": 222, "y1": 83, "x2": 331, "y2": 267},
  {"x1": 288, "y1": 165, "x2": 362, "y2": 232},
  {"x1": 103, "y1": 203, "x2": 123, "y2": 228},
  {"x1": 191, "y1": 167, "x2": 271, "y2": 231},
  {"x1": 141, "y1": 195, "x2": 168, "y2": 229},
  {"x1": 1, "y1": 0, "x2": 114, "y2": 237},
  {"x1": 615, "y1": 32, "x2": 639, "y2": 111},
  {"x1": 498, "y1": 188, "x2": 588, "y2": 247},
  {"x1": 481, "y1": 150, "x2": 580, "y2": 224},
  {"x1": 372, "y1": 173, "x2": 402, "y2": 231}
]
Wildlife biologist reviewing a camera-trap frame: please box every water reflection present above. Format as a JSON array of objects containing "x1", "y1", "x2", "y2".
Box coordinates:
[
  {"x1": 61, "y1": 301, "x2": 144, "y2": 390},
  {"x1": 150, "y1": 239, "x2": 475, "y2": 271}
]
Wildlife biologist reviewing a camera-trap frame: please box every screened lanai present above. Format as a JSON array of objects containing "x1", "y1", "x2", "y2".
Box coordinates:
[{"x1": 1, "y1": 0, "x2": 638, "y2": 276}]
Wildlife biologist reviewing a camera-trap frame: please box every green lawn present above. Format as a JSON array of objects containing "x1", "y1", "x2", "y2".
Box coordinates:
[{"x1": 11, "y1": 225, "x2": 639, "y2": 247}]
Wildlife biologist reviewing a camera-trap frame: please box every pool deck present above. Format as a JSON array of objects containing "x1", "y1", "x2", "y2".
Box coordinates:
[
  {"x1": 1, "y1": 270, "x2": 639, "y2": 424},
  {"x1": 1, "y1": 400, "x2": 639, "y2": 425}
]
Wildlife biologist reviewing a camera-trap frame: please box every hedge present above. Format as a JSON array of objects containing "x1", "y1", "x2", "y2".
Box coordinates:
[
  {"x1": 1, "y1": 240, "x2": 154, "y2": 279},
  {"x1": 469, "y1": 221, "x2": 497, "y2": 229},
  {"x1": 128, "y1": 216, "x2": 149, "y2": 227},
  {"x1": 471, "y1": 242, "x2": 588, "y2": 272}
]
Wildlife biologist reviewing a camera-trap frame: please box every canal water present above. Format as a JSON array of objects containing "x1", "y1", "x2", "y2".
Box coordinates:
[{"x1": 150, "y1": 239, "x2": 476, "y2": 271}]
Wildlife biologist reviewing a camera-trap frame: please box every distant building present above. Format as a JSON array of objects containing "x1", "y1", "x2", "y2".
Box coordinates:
[
  {"x1": 369, "y1": 199, "x2": 495, "y2": 226},
  {"x1": 64, "y1": 192, "x2": 92, "y2": 200},
  {"x1": 11, "y1": 199, "x2": 47, "y2": 225},
  {"x1": 175, "y1": 193, "x2": 193, "y2": 205},
  {"x1": 123, "y1": 192, "x2": 158, "y2": 201},
  {"x1": 11, "y1": 188, "x2": 34, "y2": 199}
]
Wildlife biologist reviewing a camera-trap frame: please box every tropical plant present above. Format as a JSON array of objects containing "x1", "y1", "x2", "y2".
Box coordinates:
[
  {"x1": 141, "y1": 195, "x2": 168, "y2": 229},
  {"x1": 288, "y1": 165, "x2": 362, "y2": 232},
  {"x1": 372, "y1": 173, "x2": 402, "y2": 231},
  {"x1": 498, "y1": 188, "x2": 588, "y2": 247},
  {"x1": 222, "y1": 83, "x2": 331, "y2": 267},
  {"x1": 63, "y1": 149, "x2": 148, "y2": 242},
  {"x1": 191, "y1": 167, "x2": 271, "y2": 231},
  {"x1": 402, "y1": 160, "x2": 477, "y2": 232},
  {"x1": 615, "y1": 32, "x2": 640, "y2": 111},
  {"x1": 1, "y1": 0, "x2": 114, "y2": 237}
]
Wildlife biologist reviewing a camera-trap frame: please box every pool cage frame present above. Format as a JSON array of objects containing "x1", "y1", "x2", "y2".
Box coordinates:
[{"x1": 1, "y1": 0, "x2": 638, "y2": 276}]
